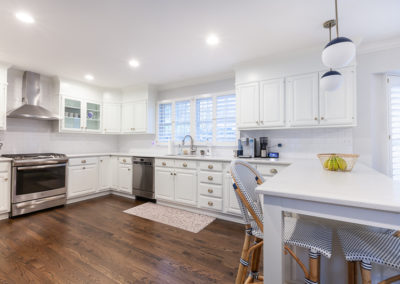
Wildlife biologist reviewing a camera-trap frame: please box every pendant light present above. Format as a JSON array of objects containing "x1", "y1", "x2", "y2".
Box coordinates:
[
  {"x1": 320, "y1": 20, "x2": 343, "y2": 92},
  {"x1": 321, "y1": 0, "x2": 356, "y2": 69}
]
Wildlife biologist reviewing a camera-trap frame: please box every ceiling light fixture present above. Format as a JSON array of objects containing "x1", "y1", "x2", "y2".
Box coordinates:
[
  {"x1": 129, "y1": 59, "x2": 140, "y2": 68},
  {"x1": 320, "y1": 20, "x2": 343, "y2": 92},
  {"x1": 15, "y1": 11, "x2": 35, "y2": 24},
  {"x1": 206, "y1": 34, "x2": 220, "y2": 46},
  {"x1": 84, "y1": 74, "x2": 94, "y2": 81},
  {"x1": 321, "y1": 0, "x2": 356, "y2": 69}
]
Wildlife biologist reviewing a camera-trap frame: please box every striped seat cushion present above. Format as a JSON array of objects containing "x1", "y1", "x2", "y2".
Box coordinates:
[
  {"x1": 250, "y1": 217, "x2": 333, "y2": 259},
  {"x1": 337, "y1": 227, "x2": 400, "y2": 270}
]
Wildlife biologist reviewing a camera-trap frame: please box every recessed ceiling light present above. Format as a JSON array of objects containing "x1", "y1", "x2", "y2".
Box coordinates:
[
  {"x1": 84, "y1": 74, "x2": 94, "y2": 81},
  {"x1": 129, "y1": 59, "x2": 140, "y2": 68},
  {"x1": 15, "y1": 12, "x2": 35, "y2": 24},
  {"x1": 206, "y1": 34, "x2": 220, "y2": 46}
]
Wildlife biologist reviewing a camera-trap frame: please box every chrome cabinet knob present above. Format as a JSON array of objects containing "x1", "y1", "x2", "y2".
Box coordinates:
[{"x1": 270, "y1": 168, "x2": 278, "y2": 174}]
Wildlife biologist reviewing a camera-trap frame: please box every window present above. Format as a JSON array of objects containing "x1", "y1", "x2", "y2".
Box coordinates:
[
  {"x1": 158, "y1": 103, "x2": 172, "y2": 142},
  {"x1": 196, "y1": 97, "x2": 213, "y2": 142},
  {"x1": 175, "y1": 100, "x2": 191, "y2": 141},
  {"x1": 216, "y1": 94, "x2": 236, "y2": 142},
  {"x1": 389, "y1": 75, "x2": 400, "y2": 180},
  {"x1": 157, "y1": 91, "x2": 237, "y2": 145}
]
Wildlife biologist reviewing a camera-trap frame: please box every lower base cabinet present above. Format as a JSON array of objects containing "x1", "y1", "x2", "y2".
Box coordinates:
[
  {"x1": 68, "y1": 164, "x2": 98, "y2": 198},
  {"x1": 174, "y1": 169, "x2": 197, "y2": 206},
  {"x1": 155, "y1": 168, "x2": 174, "y2": 201},
  {"x1": 0, "y1": 169, "x2": 10, "y2": 214},
  {"x1": 117, "y1": 163, "x2": 132, "y2": 194},
  {"x1": 224, "y1": 173, "x2": 242, "y2": 215}
]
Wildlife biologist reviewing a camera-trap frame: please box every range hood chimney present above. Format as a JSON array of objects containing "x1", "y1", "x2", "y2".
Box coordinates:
[{"x1": 7, "y1": 71, "x2": 59, "y2": 120}]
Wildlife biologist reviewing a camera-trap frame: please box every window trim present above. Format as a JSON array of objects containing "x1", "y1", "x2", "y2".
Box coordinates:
[{"x1": 156, "y1": 90, "x2": 237, "y2": 146}]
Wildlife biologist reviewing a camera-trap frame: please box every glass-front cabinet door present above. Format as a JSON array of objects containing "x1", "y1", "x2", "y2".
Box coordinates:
[
  {"x1": 63, "y1": 98, "x2": 83, "y2": 131},
  {"x1": 86, "y1": 102, "x2": 101, "y2": 132}
]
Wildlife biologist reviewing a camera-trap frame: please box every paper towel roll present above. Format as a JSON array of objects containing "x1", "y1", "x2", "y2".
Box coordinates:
[{"x1": 168, "y1": 140, "x2": 175, "y2": 155}]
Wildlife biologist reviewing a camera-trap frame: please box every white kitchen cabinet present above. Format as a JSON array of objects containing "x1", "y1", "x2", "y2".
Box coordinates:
[
  {"x1": 67, "y1": 164, "x2": 98, "y2": 198},
  {"x1": 224, "y1": 173, "x2": 241, "y2": 215},
  {"x1": 155, "y1": 167, "x2": 175, "y2": 201},
  {"x1": 0, "y1": 84, "x2": 7, "y2": 131},
  {"x1": 110, "y1": 156, "x2": 119, "y2": 189},
  {"x1": 287, "y1": 73, "x2": 319, "y2": 127},
  {"x1": 0, "y1": 171, "x2": 10, "y2": 214},
  {"x1": 103, "y1": 103, "x2": 121, "y2": 133},
  {"x1": 174, "y1": 169, "x2": 197, "y2": 206},
  {"x1": 259, "y1": 78, "x2": 285, "y2": 127},
  {"x1": 61, "y1": 97, "x2": 102, "y2": 133},
  {"x1": 121, "y1": 99, "x2": 148, "y2": 133},
  {"x1": 237, "y1": 82, "x2": 260, "y2": 128},
  {"x1": 98, "y1": 156, "x2": 112, "y2": 191},
  {"x1": 319, "y1": 66, "x2": 356, "y2": 126},
  {"x1": 117, "y1": 163, "x2": 132, "y2": 194}
]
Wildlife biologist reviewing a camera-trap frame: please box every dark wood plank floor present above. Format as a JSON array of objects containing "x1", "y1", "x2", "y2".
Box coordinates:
[{"x1": 0, "y1": 195, "x2": 246, "y2": 283}]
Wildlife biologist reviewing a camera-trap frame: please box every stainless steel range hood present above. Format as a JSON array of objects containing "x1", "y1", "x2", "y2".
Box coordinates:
[{"x1": 7, "y1": 71, "x2": 59, "y2": 120}]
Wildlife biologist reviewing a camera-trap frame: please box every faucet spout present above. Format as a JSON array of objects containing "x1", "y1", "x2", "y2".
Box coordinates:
[{"x1": 182, "y1": 135, "x2": 196, "y2": 155}]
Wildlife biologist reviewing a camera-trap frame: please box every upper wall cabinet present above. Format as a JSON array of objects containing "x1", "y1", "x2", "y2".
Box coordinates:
[
  {"x1": 319, "y1": 66, "x2": 356, "y2": 126},
  {"x1": 286, "y1": 73, "x2": 319, "y2": 127},
  {"x1": 0, "y1": 65, "x2": 8, "y2": 131},
  {"x1": 236, "y1": 65, "x2": 357, "y2": 130},
  {"x1": 103, "y1": 103, "x2": 121, "y2": 133},
  {"x1": 61, "y1": 97, "x2": 102, "y2": 133},
  {"x1": 237, "y1": 79, "x2": 285, "y2": 129}
]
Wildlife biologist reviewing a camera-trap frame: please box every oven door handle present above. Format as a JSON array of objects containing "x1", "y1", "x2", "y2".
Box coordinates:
[{"x1": 17, "y1": 163, "x2": 67, "y2": 171}]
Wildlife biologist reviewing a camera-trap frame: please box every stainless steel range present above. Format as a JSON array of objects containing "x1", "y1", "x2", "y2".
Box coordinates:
[{"x1": 2, "y1": 153, "x2": 68, "y2": 217}]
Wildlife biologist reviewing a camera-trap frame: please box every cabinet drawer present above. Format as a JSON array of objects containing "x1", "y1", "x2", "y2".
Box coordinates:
[
  {"x1": 256, "y1": 164, "x2": 287, "y2": 176},
  {"x1": 69, "y1": 157, "x2": 97, "y2": 166},
  {"x1": 155, "y1": 159, "x2": 174, "y2": 168},
  {"x1": 199, "y1": 196, "x2": 223, "y2": 212},
  {"x1": 199, "y1": 161, "x2": 223, "y2": 172},
  {"x1": 198, "y1": 183, "x2": 223, "y2": 198},
  {"x1": 0, "y1": 163, "x2": 10, "y2": 172},
  {"x1": 174, "y1": 160, "x2": 196, "y2": 169},
  {"x1": 198, "y1": 171, "x2": 222, "y2": 185},
  {"x1": 118, "y1": 157, "x2": 132, "y2": 164}
]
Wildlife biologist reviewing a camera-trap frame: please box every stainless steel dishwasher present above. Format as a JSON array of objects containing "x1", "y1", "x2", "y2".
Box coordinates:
[{"x1": 132, "y1": 157, "x2": 155, "y2": 199}]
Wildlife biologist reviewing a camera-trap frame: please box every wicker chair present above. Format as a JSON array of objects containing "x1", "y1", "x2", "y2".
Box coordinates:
[
  {"x1": 337, "y1": 225, "x2": 400, "y2": 284},
  {"x1": 230, "y1": 159, "x2": 333, "y2": 284}
]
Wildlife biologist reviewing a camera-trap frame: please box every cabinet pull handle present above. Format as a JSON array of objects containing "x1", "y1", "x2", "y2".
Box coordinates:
[
  {"x1": 314, "y1": 117, "x2": 318, "y2": 120},
  {"x1": 208, "y1": 201, "x2": 213, "y2": 206},
  {"x1": 256, "y1": 121, "x2": 259, "y2": 125},
  {"x1": 174, "y1": 173, "x2": 177, "y2": 176},
  {"x1": 321, "y1": 117, "x2": 325, "y2": 120},
  {"x1": 162, "y1": 162, "x2": 166, "y2": 166},
  {"x1": 81, "y1": 160, "x2": 86, "y2": 164},
  {"x1": 82, "y1": 167, "x2": 86, "y2": 170},
  {"x1": 183, "y1": 163, "x2": 187, "y2": 167},
  {"x1": 208, "y1": 165, "x2": 213, "y2": 169},
  {"x1": 123, "y1": 159, "x2": 126, "y2": 163},
  {"x1": 208, "y1": 189, "x2": 213, "y2": 193},
  {"x1": 2, "y1": 178, "x2": 8, "y2": 181},
  {"x1": 170, "y1": 172, "x2": 173, "y2": 175},
  {"x1": 208, "y1": 176, "x2": 213, "y2": 181},
  {"x1": 270, "y1": 168, "x2": 278, "y2": 174},
  {"x1": 100, "y1": 160, "x2": 103, "y2": 162},
  {"x1": 128, "y1": 169, "x2": 130, "y2": 171}
]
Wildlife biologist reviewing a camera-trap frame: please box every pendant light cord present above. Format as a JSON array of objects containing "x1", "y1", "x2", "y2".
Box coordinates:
[{"x1": 335, "y1": 0, "x2": 339, "y2": 37}]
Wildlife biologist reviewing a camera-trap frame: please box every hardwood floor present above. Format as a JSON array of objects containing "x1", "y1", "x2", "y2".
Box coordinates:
[{"x1": 0, "y1": 195, "x2": 246, "y2": 283}]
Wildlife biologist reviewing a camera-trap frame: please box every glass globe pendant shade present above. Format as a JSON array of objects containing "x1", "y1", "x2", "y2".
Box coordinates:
[
  {"x1": 322, "y1": 37, "x2": 356, "y2": 69},
  {"x1": 320, "y1": 70, "x2": 343, "y2": 92}
]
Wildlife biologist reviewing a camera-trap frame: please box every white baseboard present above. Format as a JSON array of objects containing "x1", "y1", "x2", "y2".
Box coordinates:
[
  {"x1": 67, "y1": 190, "x2": 111, "y2": 204},
  {"x1": 0, "y1": 212, "x2": 9, "y2": 220},
  {"x1": 157, "y1": 200, "x2": 244, "y2": 224},
  {"x1": 111, "y1": 191, "x2": 136, "y2": 200}
]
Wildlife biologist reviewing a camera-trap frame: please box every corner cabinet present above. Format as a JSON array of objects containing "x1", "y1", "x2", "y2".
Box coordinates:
[
  {"x1": 61, "y1": 97, "x2": 102, "y2": 133},
  {"x1": 67, "y1": 164, "x2": 98, "y2": 198}
]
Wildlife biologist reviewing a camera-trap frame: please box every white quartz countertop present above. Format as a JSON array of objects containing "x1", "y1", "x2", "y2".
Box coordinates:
[
  {"x1": 256, "y1": 159, "x2": 400, "y2": 213},
  {"x1": 66, "y1": 152, "x2": 292, "y2": 165},
  {"x1": 0, "y1": 157, "x2": 12, "y2": 162}
]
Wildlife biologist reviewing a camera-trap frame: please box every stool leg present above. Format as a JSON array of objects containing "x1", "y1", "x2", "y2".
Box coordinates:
[
  {"x1": 307, "y1": 249, "x2": 321, "y2": 284},
  {"x1": 236, "y1": 226, "x2": 252, "y2": 284},
  {"x1": 250, "y1": 237, "x2": 262, "y2": 280},
  {"x1": 347, "y1": 261, "x2": 358, "y2": 284},
  {"x1": 360, "y1": 261, "x2": 372, "y2": 284}
]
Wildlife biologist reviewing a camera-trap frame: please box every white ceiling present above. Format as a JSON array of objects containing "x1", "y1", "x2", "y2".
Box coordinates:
[{"x1": 0, "y1": 0, "x2": 399, "y2": 88}]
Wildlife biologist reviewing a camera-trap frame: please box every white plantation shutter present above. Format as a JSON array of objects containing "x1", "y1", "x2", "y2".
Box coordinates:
[
  {"x1": 389, "y1": 76, "x2": 400, "y2": 180},
  {"x1": 175, "y1": 100, "x2": 191, "y2": 141},
  {"x1": 196, "y1": 97, "x2": 213, "y2": 142},
  {"x1": 216, "y1": 94, "x2": 236, "y2": 142},
  {"x1": 158, "y1": 103, "x2": 172, "y2": 142}
]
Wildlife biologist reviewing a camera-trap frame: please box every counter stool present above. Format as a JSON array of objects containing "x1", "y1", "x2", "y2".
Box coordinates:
[
  {"x1": 230, "y1": 160, "x2": 333, "y2": 284},
  {"x1": 337, "y1": 226, "x2": 400, "y2": 284}
]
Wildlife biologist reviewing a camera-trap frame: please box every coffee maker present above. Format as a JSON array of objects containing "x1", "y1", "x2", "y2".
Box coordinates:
[{"x1": 260, "y1": 137, "x2": 268, "y2": 158}]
